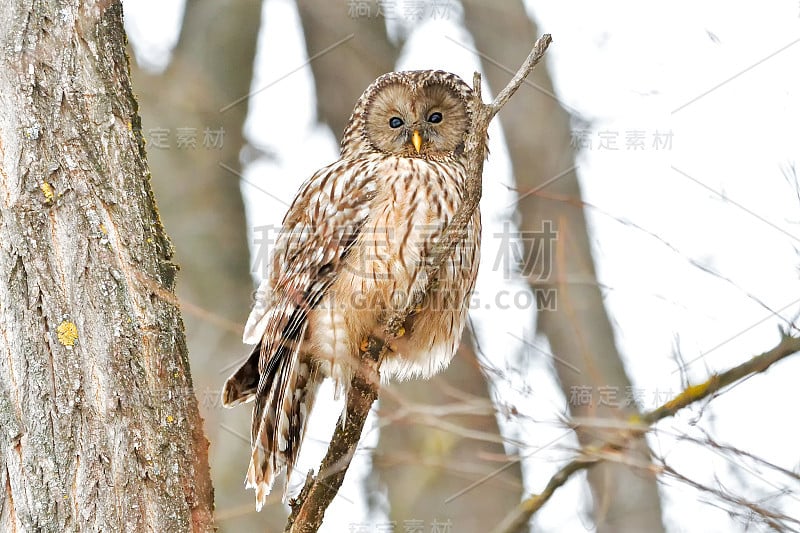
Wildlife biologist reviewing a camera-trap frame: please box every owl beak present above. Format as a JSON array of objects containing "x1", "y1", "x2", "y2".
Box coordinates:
[{"x1": 411, "y1": 130, "x2": 422, "y2": 153}]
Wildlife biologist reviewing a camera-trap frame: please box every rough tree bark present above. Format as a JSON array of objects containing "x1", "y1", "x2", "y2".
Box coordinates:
[
  {"x1": 0, "y1": 2, "x2": 214, "y2": 531},
  {"x1": 462, "y1": 2, "x2": 665, "y2": 531}
]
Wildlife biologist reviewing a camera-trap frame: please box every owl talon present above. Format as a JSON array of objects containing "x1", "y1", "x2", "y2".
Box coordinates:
[{"x1": 360, "y1": 356, "x2": 381, "y2": 386}]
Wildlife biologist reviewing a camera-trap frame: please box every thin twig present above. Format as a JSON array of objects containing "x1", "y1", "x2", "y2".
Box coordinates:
[
  {"x1": 660, "y1": 463, "x2": 800, "y2": 531},
  {"x1": 284, "y1": 34, "x2": 554, "y2": 532},
  {"x1": 489, "y1": 35, "x2": 553, "y2": 115},
  {"x1": 490, "y1": 456, "x2": 600, "y2": 533},
  {"x1": 641, "y1": 332, "x2": 800, "y2": 425},
  {"x1": 490, "y1": 332, "x2": 800, "y2": 533}
]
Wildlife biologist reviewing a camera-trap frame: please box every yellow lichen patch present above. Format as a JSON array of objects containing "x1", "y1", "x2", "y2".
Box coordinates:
[
  {"x1": 522, "y1": 494, "x2": 544, "y2": 512},
  {"x1": 423, "y1": 429, "x2": 456, "y2": 457},
  {"x1": 99, "y1": 223, "x2": 107, "y2": 235},
  {"x1": 41, "y1": 182, "x2": 54, "y2": 202},
  {"x1": 662, "y1": 379, "x2": 714, "y2": 411},
  {"x1": 166, "y1": 415, "x2": 174, "y2": 424},
  {"x1": 627, "y1": 413, "x2": 643, "y2": 427},
  {"x1": 57, "y1": 321, "x2": 78, "y2": 346}
]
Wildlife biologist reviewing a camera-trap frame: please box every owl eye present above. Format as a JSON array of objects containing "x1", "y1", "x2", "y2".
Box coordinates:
[
  {"x1": 427, "y1": 112, "x2": 443, "y2": 124},
  {"x1": 389, "y1": 117, "x2": 404, "y2": 128}
]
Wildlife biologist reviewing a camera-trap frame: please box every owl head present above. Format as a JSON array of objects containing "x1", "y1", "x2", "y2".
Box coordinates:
[{"x1": 341, "y1": 70, "x2": 474, "y2": 160}]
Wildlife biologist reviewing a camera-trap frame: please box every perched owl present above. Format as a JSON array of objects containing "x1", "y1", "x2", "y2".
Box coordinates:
[{"x1": 222, "y1": 70, "x2": 482, "y2": 509}]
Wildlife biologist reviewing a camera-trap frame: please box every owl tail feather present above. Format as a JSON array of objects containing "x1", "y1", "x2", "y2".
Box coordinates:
[
  {"x1": 221, "y1": 343, "x2": 261, "y2": 407},
  {"x1": 245, "y1": 327, "x2": 322, "y2": 510}
]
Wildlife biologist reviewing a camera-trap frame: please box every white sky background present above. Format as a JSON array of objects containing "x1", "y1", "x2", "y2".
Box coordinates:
[{"x1": 124, "y1": 0, "x2": 800, "y2": 531}]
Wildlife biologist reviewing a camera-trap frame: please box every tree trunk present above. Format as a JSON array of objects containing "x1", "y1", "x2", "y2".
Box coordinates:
[
  {"x1": 0, "y1": 2, "x2": 214, "y2": 531},
  {"x1": 295, "y1": 0, "x2": 398, "y2": 140},
  {"x1": 462, "y1": 2, "x2": 665, "y2": 531}
]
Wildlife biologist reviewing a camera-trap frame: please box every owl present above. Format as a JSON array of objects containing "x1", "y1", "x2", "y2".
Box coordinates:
[{"x1": 222, "y1": 70, "x2": 482, "y2": 509}]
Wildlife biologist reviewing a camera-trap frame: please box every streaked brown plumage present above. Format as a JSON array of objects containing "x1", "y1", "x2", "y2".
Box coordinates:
[{"x1": 222, "y1": 70, "x2": 482, "y2": 509}]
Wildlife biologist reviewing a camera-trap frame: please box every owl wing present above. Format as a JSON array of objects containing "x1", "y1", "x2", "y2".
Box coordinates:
[
  {"x1": 223, "y1": 158, "x2": 376, "y2": 403},
  {"x1": 222, "y1": 158, "x2": 377, "y2": 504}
]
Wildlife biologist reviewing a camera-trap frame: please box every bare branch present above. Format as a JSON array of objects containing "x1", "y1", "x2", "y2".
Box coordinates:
[
  {"x1": 284, "y1": 34, "x2": 553, "y2": 532},
  {"x1": 641, "y1": 332, "x2": 800, "y2": 425},
  {"x1": 660, "y1": 462, "x2": 800, "y2": 531},
  {"x1": 489, "y1": 34, "x2": 553, "y2": 116},
  {"x1": 490, "y1": 456, "x2": 600, "y2": 533},
  {"x1": 491, "y1": 333, "x2": 800, "y2": 533}
]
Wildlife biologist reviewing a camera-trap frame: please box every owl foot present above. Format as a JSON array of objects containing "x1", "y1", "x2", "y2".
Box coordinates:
[{"x1": 359, "y1": 353, "x2": 381, "y2": 388}]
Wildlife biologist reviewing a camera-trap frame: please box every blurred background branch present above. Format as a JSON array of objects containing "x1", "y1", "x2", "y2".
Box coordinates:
[{"x1": 493, "y1": 332, "x2": 800, "y2": 533}]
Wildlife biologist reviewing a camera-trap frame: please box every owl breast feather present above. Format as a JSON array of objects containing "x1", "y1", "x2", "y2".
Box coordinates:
[{"x1": 305, "y1": 155, "x2": 480, "y2": 383}]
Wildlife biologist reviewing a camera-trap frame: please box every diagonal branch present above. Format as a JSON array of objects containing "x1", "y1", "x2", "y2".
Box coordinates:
[
  {"x1": 284, "y1": 34, "x2": 554, "y2": 533},
  {"x1": 490, "y1": 332, "x2": 800, "y2": 533}
]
